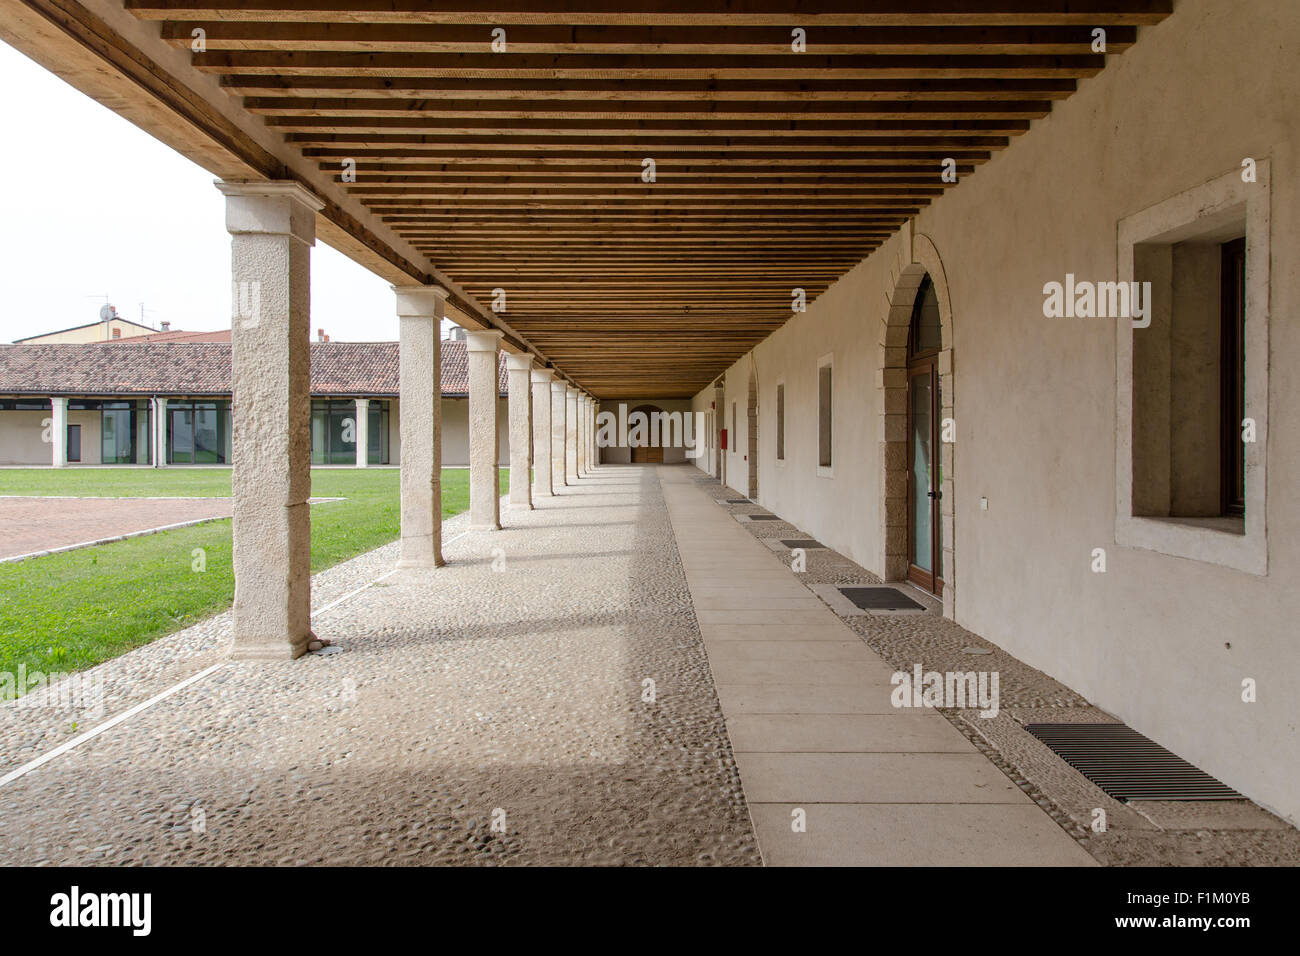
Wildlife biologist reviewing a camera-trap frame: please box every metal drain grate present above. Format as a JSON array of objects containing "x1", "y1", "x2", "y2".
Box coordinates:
[
  {"x1": 781, "y1": 538, "x2": 825, "y2": 549},
  {"x1": 725, "y1": 498, "x2": 751, "y2": 504},
  {"x1": 837, "y1": 586, "x2": 924, "y2": 611},
  {"x1": 1024, "y1": 723, "x2": 1243, "y2": 802},
  {"x1": 746, "y1": 514, "x2": 782, "y2": 521}
]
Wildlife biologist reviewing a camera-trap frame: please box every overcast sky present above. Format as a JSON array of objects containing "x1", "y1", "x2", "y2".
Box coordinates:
[{"x1": 0, "y1": 39, "x2": 419, "y2": 345}]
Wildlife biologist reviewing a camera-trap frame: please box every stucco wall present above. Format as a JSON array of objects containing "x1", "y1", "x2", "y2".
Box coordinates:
[
  {"x1": 439, "y1": 396, "x2": 510, "y2": 467},
  {"x1": 693, "y1": 0, "x2": 1300, "y2": 822}
]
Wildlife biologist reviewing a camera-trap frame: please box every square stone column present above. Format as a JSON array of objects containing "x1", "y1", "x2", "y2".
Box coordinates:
[
  {"x1": 576, "y1": 394, "x2": 588, "y2": 476},
  {"x1": 394, "y1": 284, "x2": 448, "y2": 568},
  {"x1": 465, "y1": 328, "x2": 504, "y2": 530},
  {"x1": 50, "y1": 396, "x2": 67, "y2": 468},
  {"x1": 565, "y1": 386, "x2": 579, "y2": 482},
  {"x1": 354, "y1": 398, "x2": 370, "y2": 468},
  {"x1": 505, "y1": 352, "x2": 534, "y2": 511},
  {"x1": 550, "y1": 380, "x2": 567, "y2": 490},
  {"x1": 153, "y1": 397, "x2": 168, "y2": 468},
  {"x1": 531, "y1": 367, "x2": 555, "y2": 497},
  {"x1": 217, "y1": 180, "x2": 324, "y2": 661}
]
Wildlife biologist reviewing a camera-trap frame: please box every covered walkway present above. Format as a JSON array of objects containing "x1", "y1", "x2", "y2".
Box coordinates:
[{"x1": 0, "y1": 464, "x2": 1089, "y2": 866}]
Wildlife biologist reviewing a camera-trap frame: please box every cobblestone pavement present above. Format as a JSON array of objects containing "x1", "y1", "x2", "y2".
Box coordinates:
[
  {"x1": 0, "y1": 467, "x2": 759, "y2": 866},
  {"x1": 692, "y1": 470, "x2": 1300, "y2": 866},
  {"x1": 0, "y1": 496, "x2": 236, "y2": 560}
]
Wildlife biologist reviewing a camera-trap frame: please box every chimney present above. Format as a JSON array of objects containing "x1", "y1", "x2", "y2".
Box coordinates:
[
  {"x1": 317, "y1": 328, "x2": 326, "y2": 342},
  {"x1": 160, "y1": 321, "x2": 171, "y2": 332}
]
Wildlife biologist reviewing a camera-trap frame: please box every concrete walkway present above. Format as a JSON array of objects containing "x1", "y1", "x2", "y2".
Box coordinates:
[{"x1": 659, "y1": 466, "x2": 1095, "y2": 866}]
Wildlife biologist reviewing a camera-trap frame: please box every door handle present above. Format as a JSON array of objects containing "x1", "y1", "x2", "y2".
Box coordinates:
[{"x1": 927, "y1": 491, "x2": 940, "y2": 499}]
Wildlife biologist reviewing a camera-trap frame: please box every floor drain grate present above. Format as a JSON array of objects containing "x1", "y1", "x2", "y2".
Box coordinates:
[
  {"x1": 837, "y1": 586, "x2": 924, "y2": 611},
  {"x1": 724, "y1": 498, "x2": 751, "y2": 504},
  {"x1": 1024, "y1": 723, "x2": 1244, "y2": 802},
  {"x1": 746, "y1": 514, "x2": 782, "y2": 521},
  {"x1": 781, "y1": 538, "x2": 825, "y2": 549}
]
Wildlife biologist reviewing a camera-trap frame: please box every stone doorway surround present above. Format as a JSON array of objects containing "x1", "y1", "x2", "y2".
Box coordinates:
[{"x1": 880, "y1": 224, "x2": 957, "y2": 620}]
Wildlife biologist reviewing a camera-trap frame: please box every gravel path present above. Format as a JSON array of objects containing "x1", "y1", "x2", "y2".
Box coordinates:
[{"x1": 0, "y1": 466, "x2": 759, "y2": 866}]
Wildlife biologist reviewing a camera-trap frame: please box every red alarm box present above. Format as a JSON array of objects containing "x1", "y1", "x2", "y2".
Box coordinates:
[{"x1": 720, "y1": 428, "x2": 728, "y2": 450}]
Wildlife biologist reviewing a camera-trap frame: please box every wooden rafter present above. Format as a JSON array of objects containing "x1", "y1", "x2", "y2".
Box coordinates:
[{"x1": 119, "y1": 0, "x2": 1172, "y2": 398}]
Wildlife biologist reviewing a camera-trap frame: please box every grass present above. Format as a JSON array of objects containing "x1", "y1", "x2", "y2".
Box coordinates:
[{"x1": 0, "y1": 467, "x2": 507, "y2": 688}]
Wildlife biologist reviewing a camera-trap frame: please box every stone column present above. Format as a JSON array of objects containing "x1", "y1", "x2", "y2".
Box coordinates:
[
  {"x1": 465, "y1": 328, "x2": 504, "y2": 530},
  {"x1": 584, "y1": 395, "x2": 594, "y2": 472},
  {"x1": 152, "y1": 397, "x2": 168, "y2": 468},
  {"x1": 566, "y1": 386, "x2": 579, "y2": 482},
  {"x1": 50, "y1": 396, "x2": 67, "y2": 468},
  {"x1": 217, "y1": 180, "x2": 324, "y2": 661},
  {"x1": 550, "y1": 380, "x2": 567, "y2": 490},
  {"x1": 505, "y1": 352, "x2": 534, "y2": 511},
  {"x1": 394, "y1": 284, "x2": 447, "y2": 568},
  {"x1": 576, "y1": 394, "x2": 588, "y2": 477},
  {"x1": 354, "y1": 398, "x2": 370, "y2": 468},
  {"x1": 589, "y1": 396, "x2": 600, "y2": 468},
  {"x1": 531, "y1": 367, "x2": 555, "y2": 497}
]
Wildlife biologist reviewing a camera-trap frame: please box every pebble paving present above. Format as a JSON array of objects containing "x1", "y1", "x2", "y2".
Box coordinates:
[{"x1": 0, "y1": 466, "x2": 760, "y2": 866}]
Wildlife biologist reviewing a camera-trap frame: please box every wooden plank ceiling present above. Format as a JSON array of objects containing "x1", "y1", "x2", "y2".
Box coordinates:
[{"x1": 130, "y1": 0, "x2": 1170, "y2": 398}]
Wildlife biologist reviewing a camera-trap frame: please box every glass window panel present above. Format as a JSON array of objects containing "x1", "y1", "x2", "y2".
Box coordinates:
[{"x1": 910, "y1": 373, "x2": 933, "y2": 573}]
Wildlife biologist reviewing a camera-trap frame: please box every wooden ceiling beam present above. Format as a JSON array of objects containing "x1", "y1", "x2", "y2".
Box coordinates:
[{"x1": 127, "y1": 1, "x2": 1173, "y2": 27}]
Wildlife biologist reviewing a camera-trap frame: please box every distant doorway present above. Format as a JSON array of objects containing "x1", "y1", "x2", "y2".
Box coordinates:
[{"x1": 629, "y1": 404, "x2": 664, "y2": 463}]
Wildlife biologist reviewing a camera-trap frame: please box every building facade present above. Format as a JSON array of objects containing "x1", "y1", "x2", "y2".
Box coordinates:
[{"x1": 0, "y1": 340, "x2": 510, "y2": 467}]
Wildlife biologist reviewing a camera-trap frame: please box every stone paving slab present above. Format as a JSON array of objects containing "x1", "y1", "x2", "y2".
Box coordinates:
[
  {"x1": 748, "y1": 804, "x2": 1095, "y2": 867},
  {"x1": 659, "y1": 465, "x2": 1096, "y2": 867}
]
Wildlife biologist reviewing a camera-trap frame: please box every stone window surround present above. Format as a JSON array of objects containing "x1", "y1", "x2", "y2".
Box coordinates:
[
  {"x1": 816, "y1": 352, "x2": 834, "y2": 479},
  {"x1": 1114, "y1": 162, "x2": 1270, "y2": 576}
]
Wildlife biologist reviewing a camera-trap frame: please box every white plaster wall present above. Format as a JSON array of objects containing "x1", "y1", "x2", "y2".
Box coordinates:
[
  {"x1": 439, "y1": 397, "x2": 510, "y2": 467},
  {"x1": 692, "y1": 0, "x2": 1300, "y2": 822},
  {"x1": 0, "y1": 410, "x2": 55, "y2": 465}
]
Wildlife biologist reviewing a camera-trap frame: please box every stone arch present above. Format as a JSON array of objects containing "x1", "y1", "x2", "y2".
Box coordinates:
[
  {"x1": 879, "y1": 232, "x2": 956, "y2": 619},
  {"x1": 746, "y1": 363, "x2": 759, "y2": 500}
]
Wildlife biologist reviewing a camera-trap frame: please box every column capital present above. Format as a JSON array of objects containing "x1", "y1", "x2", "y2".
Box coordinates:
[
  {"x1": 566, "y1": 384, "x2": 579, "y2": 396},
  {"x1": 531, "y1": 367, "x2": 555, "y2": 384},
  {"x1": 392, "y1": 284, "x2": 449, "y2": 318},
  {"x1": 216, "y1": 180, "x2": 324, "y2": 244},
  {"x1": 550, "y1": 379, "x2": 568, "y2": 394},
  {"x1": 504, "y1": 351, "x2": 534, "y2": 372},
  {"x1": 464, "y1": 328, "x2": 505, "y2": 352}
]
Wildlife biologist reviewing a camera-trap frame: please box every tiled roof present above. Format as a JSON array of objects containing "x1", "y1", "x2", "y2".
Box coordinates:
[
  {"x1": 0, "y1": 341, "x2": 506, "y2": 397},
  {"x1": 114, "y1": 329, "x2": 234, "y2": 343}
]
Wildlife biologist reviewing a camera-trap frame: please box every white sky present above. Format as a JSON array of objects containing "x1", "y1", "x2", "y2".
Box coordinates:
[{"x1": 0, "y1": 39, "x2": 443, "y2": 344}]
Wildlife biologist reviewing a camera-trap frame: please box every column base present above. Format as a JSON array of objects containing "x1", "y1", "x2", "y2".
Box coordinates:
[
  {"x1": 230, "y1": 638, "x2": 311, "y2": 661},
  {"x1": 470, "y1": 521, "x2": 502, "y2": 531}
]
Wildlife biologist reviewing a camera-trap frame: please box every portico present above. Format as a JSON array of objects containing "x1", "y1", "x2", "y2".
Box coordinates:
[{"x1": 3, "y1": 0, "x2": 1299, "y2": 857}]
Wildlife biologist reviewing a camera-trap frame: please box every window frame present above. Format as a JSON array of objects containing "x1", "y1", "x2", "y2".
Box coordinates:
[
  {"x1": 816, "y1": 353, "x2": 833, "y2": 477},
  {"x1": 1115, "y1": 163, "x2": 1270, "y2": 575}
]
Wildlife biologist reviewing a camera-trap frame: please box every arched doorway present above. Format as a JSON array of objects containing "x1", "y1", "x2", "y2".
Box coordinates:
[
  {"x1": 906, "y1": 276, "x2": 943, "y2": 594},
  {"x1": 881, "y1": 234, "x2": 955, "y2": 617},
  {"x1": 629, "y1": 403, "x2": 663, "y2": 463},
  {"x1": 746, "y1": 366, "x2": 759, "y2": 500}
]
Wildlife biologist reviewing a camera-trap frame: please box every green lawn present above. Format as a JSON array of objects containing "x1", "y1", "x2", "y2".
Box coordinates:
[{"x1": 0, "y1": 467, "x2": 506, "y2": 689}]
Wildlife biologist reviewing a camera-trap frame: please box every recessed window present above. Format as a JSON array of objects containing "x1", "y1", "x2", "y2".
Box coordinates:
[
  {"x1": 1131, "y1": 228, "x2": 1246, "y2": 527},
  {"x1": 1116, "y1": 163, "x2": 1270, "y2": 575},
  {"x1": 776, "y1": 382, "x2": 785, "y2": 461},
  {"x1": 731, "y1": 401, "x2": 736, "y2": 449},
  {"x1": 817, "y1": 356, "x2": 833, "y2": 472}
]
